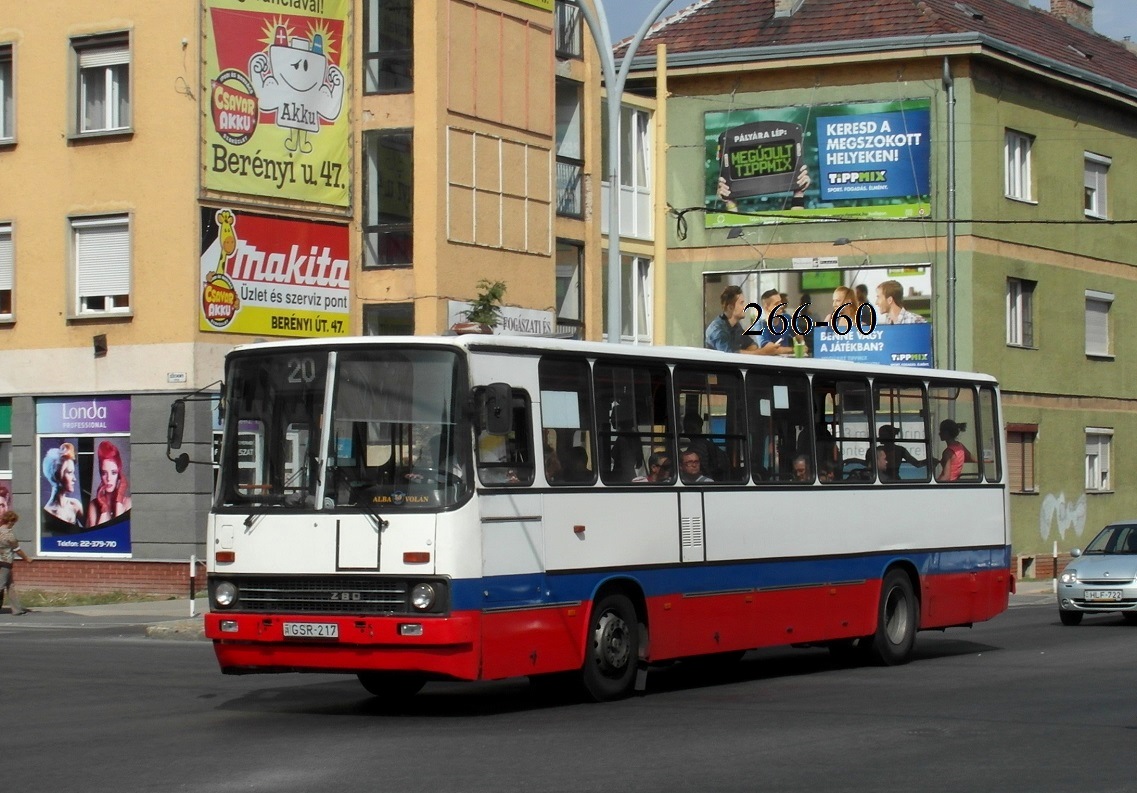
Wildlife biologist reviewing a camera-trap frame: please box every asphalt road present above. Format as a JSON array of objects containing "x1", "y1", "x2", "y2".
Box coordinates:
[{"x1": 2, "y1": 593, "x2": 1133, "y2": 793}]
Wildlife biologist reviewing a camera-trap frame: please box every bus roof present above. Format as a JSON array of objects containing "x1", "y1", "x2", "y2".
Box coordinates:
[{"x1": 226, "y1": 334, "x2": 998, "y2": 385}]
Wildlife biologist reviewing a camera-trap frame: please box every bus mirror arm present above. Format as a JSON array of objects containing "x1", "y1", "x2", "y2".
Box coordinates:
[{"x1": 166, "y1": 381, "x2": 224, "y2": 473}]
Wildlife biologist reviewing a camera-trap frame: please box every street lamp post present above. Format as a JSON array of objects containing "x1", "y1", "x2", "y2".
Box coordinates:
[{"x1": 572, "y1": 0, "x2": 674, "y2": 343}]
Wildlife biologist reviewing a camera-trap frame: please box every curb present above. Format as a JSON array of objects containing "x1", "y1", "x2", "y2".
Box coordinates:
[{"x1": 145, "y1": 618, "x2": 208, "y2": 641}]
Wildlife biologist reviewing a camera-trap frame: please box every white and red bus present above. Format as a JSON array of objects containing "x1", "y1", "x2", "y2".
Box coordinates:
[{"x1": 172, "y1": 335, "x2": 1011, "y2": 701}]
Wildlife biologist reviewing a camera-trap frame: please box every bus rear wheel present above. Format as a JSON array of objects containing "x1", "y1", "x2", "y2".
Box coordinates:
[
  {"x1": 870, "y1": 570, "x2": 919, "y2": 666},
  {"x1": 357, "y1": 671, "x2": 427, "y2": 700},
  {"x1": 581, "y1": 593, "x2": 640, "y2": 702}
]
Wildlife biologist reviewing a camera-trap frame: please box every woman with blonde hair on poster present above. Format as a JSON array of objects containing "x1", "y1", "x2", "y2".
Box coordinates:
[{"x1": 43, "y1": 442, "x2": 85, "y2": 527}]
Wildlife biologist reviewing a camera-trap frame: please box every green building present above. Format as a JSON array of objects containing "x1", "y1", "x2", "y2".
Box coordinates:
[{"x1": 624, "y1": 0, "x2": 1137, "y2": 571}]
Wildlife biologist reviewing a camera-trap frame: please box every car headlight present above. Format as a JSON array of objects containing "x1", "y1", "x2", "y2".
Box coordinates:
[
  {"x1": 214, "y1": 580, "x2": 238, "y2": 607},
  {"x1": 1060, "y1": 570, "x2": 1079, "y2": 584},
  {"x1": 411, "y1": 583, "x2": 436, "y2": 611}
]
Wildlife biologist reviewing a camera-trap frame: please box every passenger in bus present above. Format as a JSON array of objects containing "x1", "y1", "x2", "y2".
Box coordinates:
[
  {"x1": 543, "y1": 444, "x2": 562, "y2": 482},
  {"x1": 704, "y1": 285, "x2": 782, "y2": 356},
  {"x1": 814, "y1": 426, "x2": 841, "y2": 482},
  {"x1": 870, "y1": 425, "x2": 925, "y2": 481},
  {"x1": 558, "y1": 446, "x2": 593, "y2": 483},
  {"x1": 680, "y1": 449, "x2": 714, "y2": 484},
  {"x1": 633, "y1": 453, "x2": 672, "y2": 483},
  {"x1": 935, "y1": 420, "x2": 975, "y2": 482},
  {"x1": 791, "y1": 455, "x2": 813, "y2": 483},
  {"x1": 607, "y1": 410, "x2": 645, "y2": 481},
  {"x1": 681, "y1": 414, "x2": 729, "y2": 481}
]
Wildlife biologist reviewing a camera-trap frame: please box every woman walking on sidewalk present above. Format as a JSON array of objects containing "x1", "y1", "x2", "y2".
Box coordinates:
[{"x1": 1, "y1": 510, "x2": 33, "y2": 615}]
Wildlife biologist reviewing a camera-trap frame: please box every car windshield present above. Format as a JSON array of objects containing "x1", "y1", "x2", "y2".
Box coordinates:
[{"x1": 1083, "y1": 524, "x2": 1137, "y2": 555}]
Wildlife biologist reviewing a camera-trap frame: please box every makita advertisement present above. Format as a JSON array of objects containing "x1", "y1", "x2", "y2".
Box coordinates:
[{"x1": 199, "y1": 206, "x2": 350, "y2": 337}]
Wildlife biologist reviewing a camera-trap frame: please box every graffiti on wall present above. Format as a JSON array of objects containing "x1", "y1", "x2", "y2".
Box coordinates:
[{"x1": 1039, "y1": 492, "x2": 1087, "y2": 542}]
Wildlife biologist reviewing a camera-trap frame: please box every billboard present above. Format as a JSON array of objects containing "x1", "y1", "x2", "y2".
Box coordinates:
[
  {"x1": 202, "y1": 0, "x2": 352, "y2": 207},
  {"x1": 705, "y1": 99, "x2": 931, "y2": 227},
  {"x1": 200, "y1": 207, "x2": 350, "y2": 338},
  {"x1": 36, "y1": 398, "x2": 132, "y2": 557}
]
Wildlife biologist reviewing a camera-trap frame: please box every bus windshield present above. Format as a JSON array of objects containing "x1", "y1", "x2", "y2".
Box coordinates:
[{"x1": 216, "y1": 347, "x2": 469, "y2": 511}]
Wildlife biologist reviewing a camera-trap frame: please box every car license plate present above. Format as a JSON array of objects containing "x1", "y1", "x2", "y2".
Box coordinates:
[
  {"x1": 283, "y1": 622, "x2": 339, "y2": 639},
  {"x1": 1084, "y1": 590, "x2": 1123, "y2": 602}
]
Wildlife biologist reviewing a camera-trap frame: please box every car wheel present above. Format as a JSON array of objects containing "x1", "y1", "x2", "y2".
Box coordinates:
[
  {"x1": 1058, "y1": 609, "x2": 1083, "y2": 626},
  {"x1": 581, "y1": 593, "x2": 640, "y2": 702},
  {"x1": 869, "y1": 570, "x2": 919, "y2": 666}
]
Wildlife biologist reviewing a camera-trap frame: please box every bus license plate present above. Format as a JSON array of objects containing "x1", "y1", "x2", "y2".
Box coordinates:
[
  {"x1": 283, "y1": 622, "x2": 339, "y2": 639},
  {"x1": 1084, "y1": 590, "x2": 1122, "y2": 602}
]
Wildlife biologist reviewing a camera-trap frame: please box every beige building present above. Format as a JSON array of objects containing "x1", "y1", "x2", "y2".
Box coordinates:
[{"x1": 0, "y1": 0, "x2": 655, "y2": 588}]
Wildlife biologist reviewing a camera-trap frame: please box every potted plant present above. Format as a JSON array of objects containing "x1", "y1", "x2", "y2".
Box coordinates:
[{"x1": 452, "y1": 279, "x2": 506, "y2": 335}]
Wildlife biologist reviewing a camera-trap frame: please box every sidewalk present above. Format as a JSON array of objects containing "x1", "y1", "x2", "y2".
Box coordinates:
[{"x1": 0, "y1": 597, "x2": 208, "y2": 640}]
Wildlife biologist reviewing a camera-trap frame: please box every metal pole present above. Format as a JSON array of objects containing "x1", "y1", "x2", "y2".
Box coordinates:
[
  {"x1": 189, "y1": 554, "x2": 197, "y2": 617},
  {"x1": 943, "y1": 57, "x2": 956, "y2": 370},
  {"x1": 575, "y1": 0, "x2": 674, "y2": 343}
]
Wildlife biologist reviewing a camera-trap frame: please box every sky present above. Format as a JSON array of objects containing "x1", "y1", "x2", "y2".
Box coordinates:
[{"x1": 607, "y1": 0, "x2": 1137, "y2": 45}]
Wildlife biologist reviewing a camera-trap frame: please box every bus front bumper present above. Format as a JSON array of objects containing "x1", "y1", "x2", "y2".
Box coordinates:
[{"x1": 204, "y1": 611, "x2": 481, "y2": 680}]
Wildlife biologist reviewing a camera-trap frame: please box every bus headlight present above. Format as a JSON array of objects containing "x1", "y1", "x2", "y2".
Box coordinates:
[
  {"x1": 411, "y1": 583, "x2": 436, "y2": 611},
  {"x1": 214, "y1": 581, "x2": 238, "y2": 607}
]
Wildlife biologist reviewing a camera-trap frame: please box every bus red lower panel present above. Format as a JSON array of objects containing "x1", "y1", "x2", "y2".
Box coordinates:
[
  {"x1": 205, "y1": 611, "x2": 482, "y2": 680},
  {"x1": 644, "y1": 582, "x2": 879, "y2": 660},
  {"x1": 920, "y1": 568, "x2": 1011, "y2": 628},
  {"x1": 480, "y1": 605, "x2": 590, "y2": 680}
]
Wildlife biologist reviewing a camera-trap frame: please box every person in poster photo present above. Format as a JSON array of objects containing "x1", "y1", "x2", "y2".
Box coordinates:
[
  {"x1": 87, "y1": 439, "x2": 132, "y2": 526},
  {"x1": 42, "y1": 441, "x2": 85, "y2": 528}
]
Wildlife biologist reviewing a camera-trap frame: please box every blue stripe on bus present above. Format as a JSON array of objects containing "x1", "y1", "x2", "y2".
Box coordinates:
[{"x1": 453, "y1": 546, "x2": 1011, "y2": 612}]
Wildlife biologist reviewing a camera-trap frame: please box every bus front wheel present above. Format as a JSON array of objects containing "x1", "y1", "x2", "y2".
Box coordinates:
[
  {"x1": 870, "y1": 570, "x2": 919, "y2": 666},
  {"x1": 357, "y1": 671, "x2": 426, "y2": 700},
  {"x1": 581, "y1": 593, "x2": 640, "y2": 702}
]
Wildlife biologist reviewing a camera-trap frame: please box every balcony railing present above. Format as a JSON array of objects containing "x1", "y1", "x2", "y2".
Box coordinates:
[
  {"x1": 555, "y1": 3, "x2": 583, "y2": 59},
  {"x1": 556, "y1": 157, "x2": 583, "y2": 218}
]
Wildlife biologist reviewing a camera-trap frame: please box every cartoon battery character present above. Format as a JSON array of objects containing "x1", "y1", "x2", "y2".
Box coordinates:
[{"x1": 249, "y1": 26, "x2": 345, "y2": 153}]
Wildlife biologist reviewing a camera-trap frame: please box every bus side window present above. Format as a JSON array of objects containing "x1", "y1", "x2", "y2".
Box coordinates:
[
  {"x1": 675, "y1": 366, "x2": 746, "y2": 485},
  {"x1": 595, "y1": 360, "x2": 671, "y2": 484},
  {"x1": 539, "y1": 357, "x2": 597, "y2": 486},
  {"x1": 929, "y1": 384, "x2": 980, "y2": 483},
  {"x1": 813, "y1": 377, "x2": 871, "y2": 483},
  {"x1": 745, "y1": 371, "x2": 811, "y2": 484},
  {"x1": 872, "y1": 383, "x2": 930, "y2": 483},
  {"x1": 476, "y1": 388, "x2": 535, "y2": 486}
]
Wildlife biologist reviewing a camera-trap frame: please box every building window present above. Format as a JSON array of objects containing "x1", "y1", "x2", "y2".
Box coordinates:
[
  {"x1": 1007, "y1": 425, "x2": 1037, "y2": 493},
  {"x1": 363, "y1": 302, "x2": 414, "y2": 335},
  {"x1": 364, "y1": 129, "x2": 413, "y2": 267},
  {"x1": 555, "y1": 2, "x2": 583, "y2": 59},
  {"x1": 555, "y1": 80, "x2": 583, "y2": 218},
  {"x1": 1006, "y1": 277, "x2": 1035, "y2": 347},
  {"x1": 1084, "y1": 152, "x2": 1110, "y2": 219},
  {"x1": 72, "y1": 214, "x2": 130, "y2": 315},
  {"x1": 1084, "y1": 289, "x2": 1112, "y2": 357},
  {"x1": 0, "y1": 223, "x2": 12, "y2": 318},
  {"x1": 602, "y1": 253, "x2": 652, "y2": 344},
  {"x1": 1085, "y1": 428, "x2": 1112, "y2": 492},
  {"x1": 556, "y1": 240, "x2": 583, "y2": 339},
  {"x1": 72, "y1": 33, "x2": 130, "y2": 135},
  {"x1": 0, "y1": 44, "x2": 13, "y2": 143},
  {"x1": 1004, "y1": 129, "x2": 1033, "y2": 202},
  {"x1": 601, "y1": 104, "x2": 653, "y2": 239},
  {"x1": 363, "y1": 0, "x2": 412, "y2": 94}
]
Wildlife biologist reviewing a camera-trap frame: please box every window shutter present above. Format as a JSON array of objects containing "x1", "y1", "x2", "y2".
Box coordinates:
[
  {"x1": 0, "y1": 226, "x2": 12, "y2": 291},
  {"x1": 74, "y1": 218, "x2": 130, "y2": 297},
  {"x1": 78, "y1": 46, "x2": 129, "y2": 69},
  {"x1": 1085, "y1": 299, "x2": 1109, "y2": 354}
]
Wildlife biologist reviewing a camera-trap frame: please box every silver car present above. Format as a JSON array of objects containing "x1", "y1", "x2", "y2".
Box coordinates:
[{"x1": 1057, "y1": 521, "x2": 1137, "y2": 626}]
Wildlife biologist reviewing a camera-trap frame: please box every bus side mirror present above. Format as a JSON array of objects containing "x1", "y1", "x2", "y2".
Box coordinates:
[
  {"x1": 167, "y1": 400, "x2": 186, "y2": 450},
  {"x1": 480, "y1": 383, "x2": 513, "y2": 435},
  {"x1": 166, "y1": 400, "x2": 190, "y2": 473}
]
